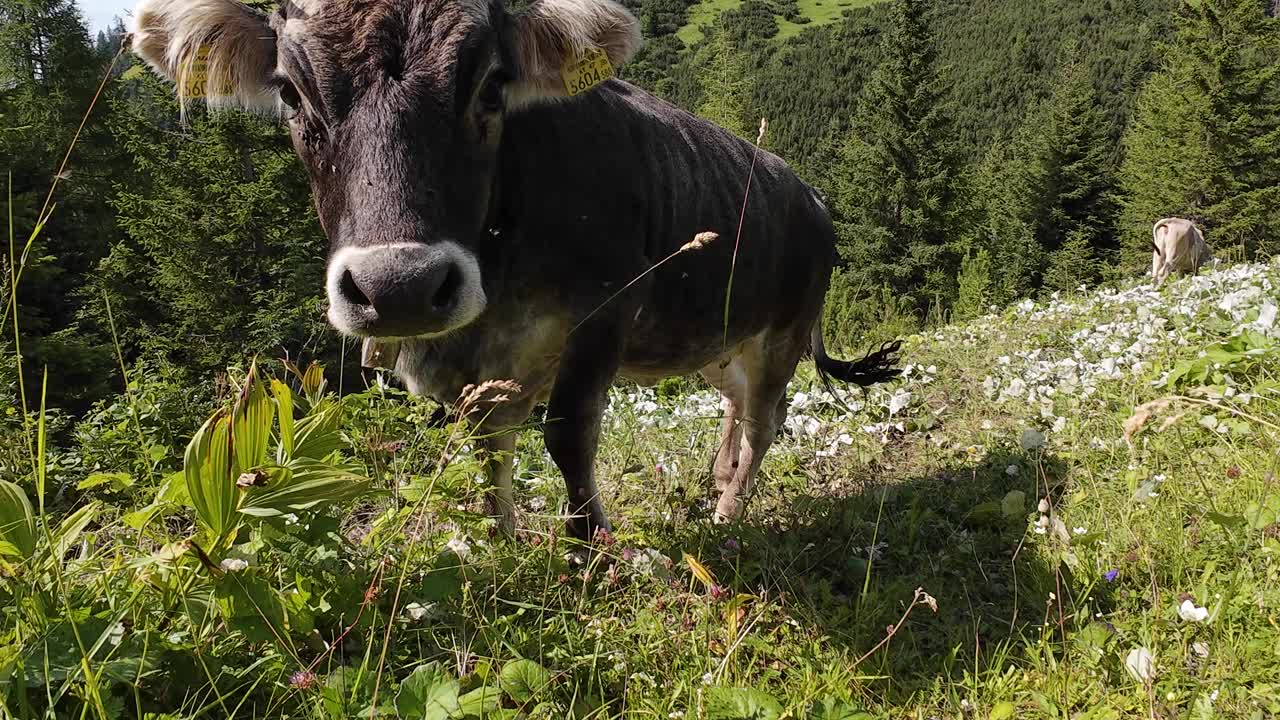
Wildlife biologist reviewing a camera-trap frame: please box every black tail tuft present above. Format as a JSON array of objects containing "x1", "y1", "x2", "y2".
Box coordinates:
[{"x1": 816, "y1": 339, "x2": 904, "y2": 387}]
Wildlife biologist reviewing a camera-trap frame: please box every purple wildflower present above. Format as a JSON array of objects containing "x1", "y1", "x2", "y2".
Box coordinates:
[
  {"x1": 1104, "y1": 569, "x2": 1119, "y2": 583},
  {"x1": 289, "y1": 670, "x2": 317, "y2": 689}
]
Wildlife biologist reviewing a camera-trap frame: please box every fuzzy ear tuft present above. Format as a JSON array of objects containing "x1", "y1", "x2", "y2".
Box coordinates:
[
  {"x1": 508, "y1": 0, "x2": 642, "y2": 105},
  {"x1": 131, "y1": 0, "x2": 278, "y2": 113}
]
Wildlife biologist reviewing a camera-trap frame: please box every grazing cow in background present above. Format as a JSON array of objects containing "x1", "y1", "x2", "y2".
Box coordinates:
[
  {"x1": 130, "y1": 0, "x2": 901, "y2": 541},
  {"x1": 1151, "y1": 217, "x2": 1210, "y2": 288}
]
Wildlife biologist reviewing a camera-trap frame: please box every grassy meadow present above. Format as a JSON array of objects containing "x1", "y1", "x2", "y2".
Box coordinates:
[
  {"x1": 677, "y1": 0, "x2": 881, "y2": 45},
  {"x1": 4, "y1": 255, "x2": 1279, "y2": 719}
]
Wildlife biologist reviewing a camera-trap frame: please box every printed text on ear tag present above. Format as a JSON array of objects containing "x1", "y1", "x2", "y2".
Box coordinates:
[
  {"x1": 181, "y1": 46, "x2": 234, "y2": 99},
  {"x1": 561, "y1": 47, "x2": 614, "y2": 97}
]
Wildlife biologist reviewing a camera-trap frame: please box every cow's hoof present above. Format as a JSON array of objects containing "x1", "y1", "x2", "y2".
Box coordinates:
[{"x1": 564, "y1": 547, "x2": 591, "y2": 568}]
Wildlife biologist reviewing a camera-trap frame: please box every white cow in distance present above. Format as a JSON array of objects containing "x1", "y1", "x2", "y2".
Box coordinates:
[{"x1": 1151, "y1": 217, "x2": 1210, "y2": 288}]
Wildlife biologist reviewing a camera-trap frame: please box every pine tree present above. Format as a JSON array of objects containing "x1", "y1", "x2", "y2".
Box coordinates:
[
  {"x1": 0, "y1": 0, "x2": 124, "y2": 410},
  {"x1": 968, "y1": 51, "x2": 1117, "y2": 297},
  {"x1": 94, "y1": 72, "x2": 334, "y2": 381},
  {"x1": 827, "y1": 0, "x2": 962, "y2": 314},
  {"x1": 1118, "y1": 0, "x2": 1280, "y2": 266},
  {"x1": 1042, "y1": 229, "x2": 1099, "y2": 293},
  {"x1": 693, "y1": 25, "x2": 752, "y2": 139},
  {"x1": 1036, "y1": 55, "x2": 1116, "y2": 256}
]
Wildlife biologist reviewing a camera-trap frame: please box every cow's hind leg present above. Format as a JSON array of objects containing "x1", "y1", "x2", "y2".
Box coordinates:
[
  {"x1": 700, "y1": 358, "x2": 748, "y2": 492},
  {"x1": 713, "y1": 333, "x2": 805, "y2": 523}
]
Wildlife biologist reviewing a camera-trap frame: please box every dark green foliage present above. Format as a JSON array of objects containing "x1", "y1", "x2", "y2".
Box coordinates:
[
  {"x1": 693, "y1": 26, "x2": 754, "y2": 138},
  {"x1": 828, "y1": 0, "x2": 963, "y2": 313},
  {"x1": 1043, "y1": 229, "x2": 1100, "y2": 294},
  {"x1": 1, "y1": 0, "x2": 125, "y2": 411},
  {"x1": 966, "y1": 54, "x2": 1117, "y2": 298},
  {"x1": 91, "y1": 72, "x2": 334, "y2": 383},
  {"x1": 952, "y1": 248, "x2": 994, "y2": 322},
  {"x1": 1118, "y1": 0, "x2": 1280, "y2": 267}
]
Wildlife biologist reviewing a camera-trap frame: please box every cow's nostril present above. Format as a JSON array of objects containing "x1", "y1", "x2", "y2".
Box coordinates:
[
  {"x1": 431, "y1": 265, "x2": 461, "y2": 311},
  {"x1": 339, "y1": 268, "x2": 371, "y2": 307}
]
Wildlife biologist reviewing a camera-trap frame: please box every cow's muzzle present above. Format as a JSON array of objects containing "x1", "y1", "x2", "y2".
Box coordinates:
[{"x1": 326, "y1": 242, "x2": 486, "y2": 338}]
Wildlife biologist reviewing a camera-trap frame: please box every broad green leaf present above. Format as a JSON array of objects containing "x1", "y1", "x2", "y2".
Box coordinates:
[
  {"x1": 77, "y1": 472, "x2": 134, "y2": 491},
  {"x1": 0, "y1": 480, "x2": 36, "y2": 560},
  {"x1": 1001, "y1": 490, "x2": 1026, "y2": 518},
  {"x1": 990, "y1": 702, "x2": 1017, "y2": 720},
  {"x1": 232, "y1": 364, "x2": 274, "y2": 473},
  {"x1": 457, "y1": 685, "x2": 501, "y2": 717},
  {"x1": 238, "y1": 463, "x2": 370, "y2": 517},
  {"x1": 704, "y1": 687, "x2": 783, "y2": 719},
  {"x1": 293, "y1": 402, "x2": 346, "y2": 460},
  {"x1": 810, "y1": 698, "x2": 873, "y2": 719},
  {"x1": 155, "y1": 471, "x2": 193, "y2": 507},
  {"x1": 499, "y1": 659, "x2": 553, "y2": 704},
  {"x1": 47, "y1": 503, "x2": 98, "y2": 563},
  {"x1": 396, "y1": 662, "x2": 461, "y2": 720},
  {"x1": 213, "y1": 573, "x2": 289, "y2": 647},
  {"x1": 272, "y1": 379, "x2": 296, "y2": 460},
  {"x1": 185, "y1": 409, "x2": 239, "y2": 536}
]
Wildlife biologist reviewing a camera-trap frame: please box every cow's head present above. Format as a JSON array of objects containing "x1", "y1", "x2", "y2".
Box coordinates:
[{"x1": 131, "y1": 0, "x2": 640, "y2": 338}]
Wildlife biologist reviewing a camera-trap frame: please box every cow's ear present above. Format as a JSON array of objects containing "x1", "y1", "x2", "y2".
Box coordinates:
[
  {"x1": 508, "y1": 0, "x2": 642, "y2": 105},
  {"x1": 131, "y1": 0, "x2": 278, "y2": 113}
]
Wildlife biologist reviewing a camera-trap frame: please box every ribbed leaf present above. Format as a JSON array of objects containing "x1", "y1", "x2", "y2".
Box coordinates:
[
  {"x1": 41, "y1": 503, "x2": 99, "y2": 565},
  {"x1": 293, "y1": 401, "x2": 345, "y2": 461},
  {"x1": 184, "y1": 409, "x2": 239, "y2": 537},
  {"x1": 232, "y1": 365, "x2": 274, "y2": 474},
  {"x1": 271, "y1": 379, "x2": 296, "y2": 461},
  {"x1": 0, "y1": 480, "x2": 36, "y2": 560},
  {"x1": 301, "y1": 362, "x2": 326, "y2": 399},
  {"x1": 239, "y1": 462, "x2": 371, "y2": 517}
]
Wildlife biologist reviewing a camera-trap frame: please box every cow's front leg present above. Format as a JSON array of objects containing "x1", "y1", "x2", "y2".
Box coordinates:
[
  {"x1": 543, "y1": 327, "x2": 624, "y2": 542},
  {"x1": 478, "y1": 431, "x2": 517, "y2": 536}
]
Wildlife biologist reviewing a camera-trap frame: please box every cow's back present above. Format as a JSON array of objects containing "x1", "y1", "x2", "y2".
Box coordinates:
[{"x1": 498, "y1": 80, "x2": 835, "y2": 372}]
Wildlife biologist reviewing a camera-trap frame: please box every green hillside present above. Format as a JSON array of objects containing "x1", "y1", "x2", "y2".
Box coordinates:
[{"x1": 677, "y1": 0, "x2": 882, "y2": 44}]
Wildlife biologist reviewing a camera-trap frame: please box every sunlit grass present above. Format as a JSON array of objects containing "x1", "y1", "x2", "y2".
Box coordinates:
[{"x1": 5, "y1": 257, "x2": 1279, "y2": 717}]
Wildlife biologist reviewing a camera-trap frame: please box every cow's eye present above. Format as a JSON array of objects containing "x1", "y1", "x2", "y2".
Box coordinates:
[
  {"x1": 278, "y1": 80, "x2": 303, "y2": 113},
  {"x1": 478, "y1": 74, "x2": 506, "y2": 113}
]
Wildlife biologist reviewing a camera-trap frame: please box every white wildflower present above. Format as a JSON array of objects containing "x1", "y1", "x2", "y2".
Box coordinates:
[
  {"x1": 219, "y1": 558, "x2": 249, "y2": 573},
  {"x1": 702, "y1": 672, "x2": 714, "y2": 685},
  {"x1": 446, "y1": 537, "x2": 472, "y2": 560},
  {"x1": 1125, "y1": 647, "x2": 1155, "y2": 683},
  {"x1": 888, "y1": 390, "x2": 911, "y2": 416},
  {"x1": 1178, "y1": 598, "x2": 1209, "y2": 623},
  {"x1": 1006, "y1": 464, "x2": 1019, "y2": 477}
]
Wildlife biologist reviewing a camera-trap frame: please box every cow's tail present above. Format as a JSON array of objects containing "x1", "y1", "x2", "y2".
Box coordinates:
[{"x1": 809, "y1": 306, "x2": 903, "y2": 392}]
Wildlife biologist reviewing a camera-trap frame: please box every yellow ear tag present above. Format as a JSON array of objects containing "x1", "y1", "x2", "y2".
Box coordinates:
[
  {"x1": 561, "y1": 47, "x2": 614, "y2": 97},
  {"x1": 181, "y1": 46, "x2": 234, "y2": 99}
]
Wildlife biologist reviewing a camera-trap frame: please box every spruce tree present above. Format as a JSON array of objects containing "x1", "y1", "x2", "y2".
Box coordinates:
[
  {"x1": 0, "y1": 0, "x2": 123, "y2": 410},
  {"x1": 693, "y1": 25, "x2": 752, "y2": 140},
  {"x1": 1118, "y1": 0, "x2": 1280, "y2": 265},
  {"x1": 828, "y1": 0, "x2": 961, "y2": 314},
  {"x1": 95, "y1": 72, "x2": 333, "y2": 382}
]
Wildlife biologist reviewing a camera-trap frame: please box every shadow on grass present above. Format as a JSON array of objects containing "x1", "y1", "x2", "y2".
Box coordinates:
[{"x1": 665, "y1": 447, "x2": 1081, "y2": 702}]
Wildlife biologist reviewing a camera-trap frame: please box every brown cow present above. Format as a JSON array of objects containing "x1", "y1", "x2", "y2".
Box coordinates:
[
  {"x1": 130, "y1": 0, "x2": 901, "y2": 541},
  {"x1": 1151, "y1": 217, "x2": 1210, "y2": 288}
]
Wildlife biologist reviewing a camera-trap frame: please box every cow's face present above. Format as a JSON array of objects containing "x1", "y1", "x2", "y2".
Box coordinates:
[{"x1": 131, "y1": 0, "x2": 640, "y2": 338}]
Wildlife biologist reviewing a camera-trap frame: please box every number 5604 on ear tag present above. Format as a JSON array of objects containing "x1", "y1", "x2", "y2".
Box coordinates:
[{"x1": 561, "y1": 47, "x2": 614, "y2": 97}]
